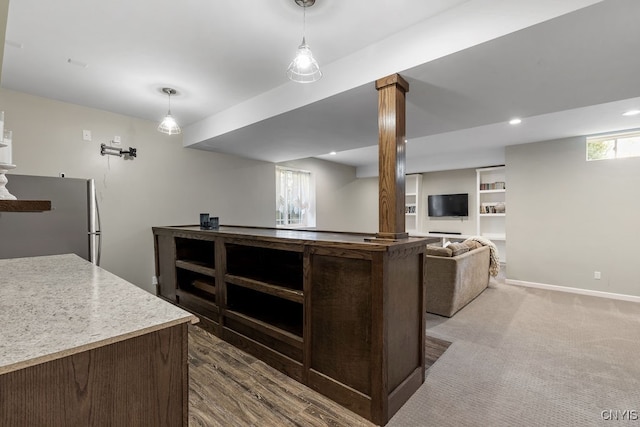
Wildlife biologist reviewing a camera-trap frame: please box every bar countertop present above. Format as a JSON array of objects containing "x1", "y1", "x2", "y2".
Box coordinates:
[
  {"x1": 0, "y1": 254, "x2": 197, "y2": 375},
  {"x1": 153, "y1": 225, "x2": 429, "y2": 251}
]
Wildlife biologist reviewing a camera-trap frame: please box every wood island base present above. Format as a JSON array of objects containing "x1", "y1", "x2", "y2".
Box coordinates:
[
  {"x1": 154, "y1": 225, "x2": 427, "y2": 425},
  {"x1": 0, "y1": 324, "x2": 188, "y2": 426}
]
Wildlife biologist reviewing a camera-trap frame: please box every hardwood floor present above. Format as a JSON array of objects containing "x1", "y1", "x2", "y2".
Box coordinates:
[
  {"x1": 188, "y1": 325, "x2": 450, "y2": 426},
  {"x1": 424, "y1": 336, "x2": 451, "y2": 367}
]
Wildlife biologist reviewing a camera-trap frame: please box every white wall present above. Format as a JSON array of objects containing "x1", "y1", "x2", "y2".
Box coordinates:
[
  {"x1": 278, "y1": 158, "x2": 378, "y2": 233},
  {"x1": 419, "y1": 168, "x2": 476, "y2": 235},
  {"x1": 506, "y1": 136, "x2": 640, "y2": 297},
  {"x1": 0, "y1": 88, "x2": 275, "y2": 292}
]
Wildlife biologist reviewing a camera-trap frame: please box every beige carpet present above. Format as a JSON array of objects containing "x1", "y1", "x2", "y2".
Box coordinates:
[{"x1": 388, "y1": 277, "x2": 640, "y2": 426}]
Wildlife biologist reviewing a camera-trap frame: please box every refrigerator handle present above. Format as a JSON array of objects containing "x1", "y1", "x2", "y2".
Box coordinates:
[
  {"x1": 95, "y1": 190, "x2": 102, "y2": 266},
  {"x1": 88, "y1": 179, "x2": 102, "y2": 266}
]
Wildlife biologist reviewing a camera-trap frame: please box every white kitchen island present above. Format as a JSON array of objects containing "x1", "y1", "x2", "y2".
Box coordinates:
[{"x1": 0, "y1": 254, "x2": 197, "y2": 426}]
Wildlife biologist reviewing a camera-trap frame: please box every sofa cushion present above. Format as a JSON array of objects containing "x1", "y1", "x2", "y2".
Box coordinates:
[
  {"x1": 448, "y1": 242, "x2": 470, "y2": 256},
  {"x1": 464, "y1": 240, "x2": 482, "y2": 250},
  {"x1": 426, "y1": 245, "x2": 453, "y2": 257}
]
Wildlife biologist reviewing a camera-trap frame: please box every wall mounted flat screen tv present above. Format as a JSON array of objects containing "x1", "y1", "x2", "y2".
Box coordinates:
[{"x1": 427, "y1": 193, "x2": 469, "y2": 217}]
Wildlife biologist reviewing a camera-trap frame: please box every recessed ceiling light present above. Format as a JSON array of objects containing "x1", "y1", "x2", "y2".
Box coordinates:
[
  {"x1": 509, "y1": 118, "x2": 522, "y2": 125},
  {"x1": 329, "y1": 151, "x2": 337, "y2": 155},
  {"x1": 622, "y1": 110, "x2": 640, "y2": 116}
]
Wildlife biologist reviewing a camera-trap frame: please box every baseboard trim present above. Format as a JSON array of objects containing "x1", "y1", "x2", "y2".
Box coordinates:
[{"x1": 505, "y1": 279, "x2": 640, "y2": 304}]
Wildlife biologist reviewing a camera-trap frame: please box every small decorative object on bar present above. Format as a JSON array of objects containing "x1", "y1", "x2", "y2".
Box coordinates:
[
  {"x1": 200, "y1": 213, "x2": 212, "y2": 230},
  {"x1": 287, "y1": 0, "x2": 322, "y2": 83},
  {"x1": 199, "y1": 214, "x2": 219, "y2": 230}
]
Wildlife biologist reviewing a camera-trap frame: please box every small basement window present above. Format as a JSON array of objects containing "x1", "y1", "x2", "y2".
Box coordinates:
[
  {"x1": 587, "y1": 130, "x2": 640, "y2": 161},
  {"x1": 275, "y1": 166, "x2": 316, "y2": 228}
]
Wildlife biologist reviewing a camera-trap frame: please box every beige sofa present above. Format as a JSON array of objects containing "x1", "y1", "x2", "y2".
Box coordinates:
[{"x1": 425, "y1": 242, "x2": 491, "y2": 317}]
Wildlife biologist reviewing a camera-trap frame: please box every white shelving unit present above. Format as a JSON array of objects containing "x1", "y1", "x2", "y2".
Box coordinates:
[
  {"x1": 476, "y1": 166, "x2": 506, "y2": 262},
  {"x1": 405, "y1": 174, "x2": 422, "y2": 234}
]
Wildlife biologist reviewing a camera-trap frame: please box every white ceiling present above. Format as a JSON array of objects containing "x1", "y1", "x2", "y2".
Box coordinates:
[
  {"x1": 3, "y1": 0, "x2": 640, "y2": 176},
  {"x1": 1, "y1": 0, "x2": 468, "y2": 123}
]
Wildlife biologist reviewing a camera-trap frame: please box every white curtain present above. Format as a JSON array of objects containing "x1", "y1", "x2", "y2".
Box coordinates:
[{"x1": 276, "y1": 167, "x2": 311, "y2": 226}]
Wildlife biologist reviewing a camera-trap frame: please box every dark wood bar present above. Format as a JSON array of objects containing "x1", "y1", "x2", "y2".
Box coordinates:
[{"x1": 153, "y1": 225, "x2": 427, "y2": 425}]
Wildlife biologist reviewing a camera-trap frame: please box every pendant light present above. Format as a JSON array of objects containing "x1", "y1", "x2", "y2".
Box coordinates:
[
  {"x1": 158, "y1": 88, "x2": 181, "y2": 135},
  {"x1": 287, "y1": 0, "x2": 322, "y2": 83}
]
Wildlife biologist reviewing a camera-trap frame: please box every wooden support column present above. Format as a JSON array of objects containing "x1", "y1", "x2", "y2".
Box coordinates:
[{"x1": 375, "y1": 74, "x2": 409, "y2": 240}]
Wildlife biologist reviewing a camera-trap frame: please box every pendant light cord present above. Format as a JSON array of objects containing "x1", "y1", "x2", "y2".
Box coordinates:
[{"x1": 301, "y1": 2, "x2": 308, "y2": 45}]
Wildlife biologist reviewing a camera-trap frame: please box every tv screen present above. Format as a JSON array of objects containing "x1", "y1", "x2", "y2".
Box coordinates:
[{"x1": 427, "y1": 193, "x2": 469, "y2": 217}]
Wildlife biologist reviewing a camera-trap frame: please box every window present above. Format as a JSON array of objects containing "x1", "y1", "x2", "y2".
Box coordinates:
[
  {"x1": 276, "y1": 166, "x2": 316, "y2": 228},
  {"x1": 587, "y1": 130, "x2": 640, "y2": 161}
]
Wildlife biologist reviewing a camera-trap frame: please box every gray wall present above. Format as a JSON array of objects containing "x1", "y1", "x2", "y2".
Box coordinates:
[
  {"x1": 0, "y1": 89, "x2": 377, "y2": 292},
  {"x1": 420, "y1": 168, "x2": 476, "y2": 235},
  {"x1": 0, "y1": 88, "x2": 274, "y2": 292},
  {"x1": 506, "y1": 136, "x2": 640, "y2": 296},
  {"x1": 13, "y1": 87, "x2": 637, "y2": 297}
]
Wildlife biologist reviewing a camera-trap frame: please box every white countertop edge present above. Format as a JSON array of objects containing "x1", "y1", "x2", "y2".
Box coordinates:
[
  {"x1": 0, "y1": 254, "x2": 200, "y2": 376},
  {"x1": 0, "y1": 315, "x2": 198, "y2": 376}
]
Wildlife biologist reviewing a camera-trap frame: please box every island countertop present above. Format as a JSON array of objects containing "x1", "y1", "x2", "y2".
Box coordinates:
[{"x1": 0, "y1": 253, "x2": 197, "y2": 375}]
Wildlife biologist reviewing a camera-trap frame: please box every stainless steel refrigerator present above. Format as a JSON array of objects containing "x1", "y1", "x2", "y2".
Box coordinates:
[{"x1": 0, "y1": 174, "x2": 101, "y2": 264}]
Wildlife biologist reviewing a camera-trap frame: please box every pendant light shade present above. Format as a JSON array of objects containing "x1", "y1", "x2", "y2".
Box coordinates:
[
  {"x1": 158, "y1": 113, "x2": 180, "y2": 135},
  {"x1": 287, "y1": 37, "x2": 322, "y2": 83},
  {"x1": 287, "y1": 0, "x2": 321, "y2": 83},
  {"x1": 158, "y1": 88, "x2": 181, "y2": 135}
]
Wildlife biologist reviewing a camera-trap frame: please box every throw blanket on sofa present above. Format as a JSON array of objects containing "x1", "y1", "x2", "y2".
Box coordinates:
[{"x1": 466, "y1": 236, "x2": 500, "y2": 277}]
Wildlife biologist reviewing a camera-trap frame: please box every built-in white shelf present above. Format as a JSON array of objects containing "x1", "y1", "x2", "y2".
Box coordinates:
[
  {"x1": 477, "y1": 166, "x2": 506, "y2": 263},
  {"x1": 405, "y1": 174, "x2": 422, "y2": 233}
]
